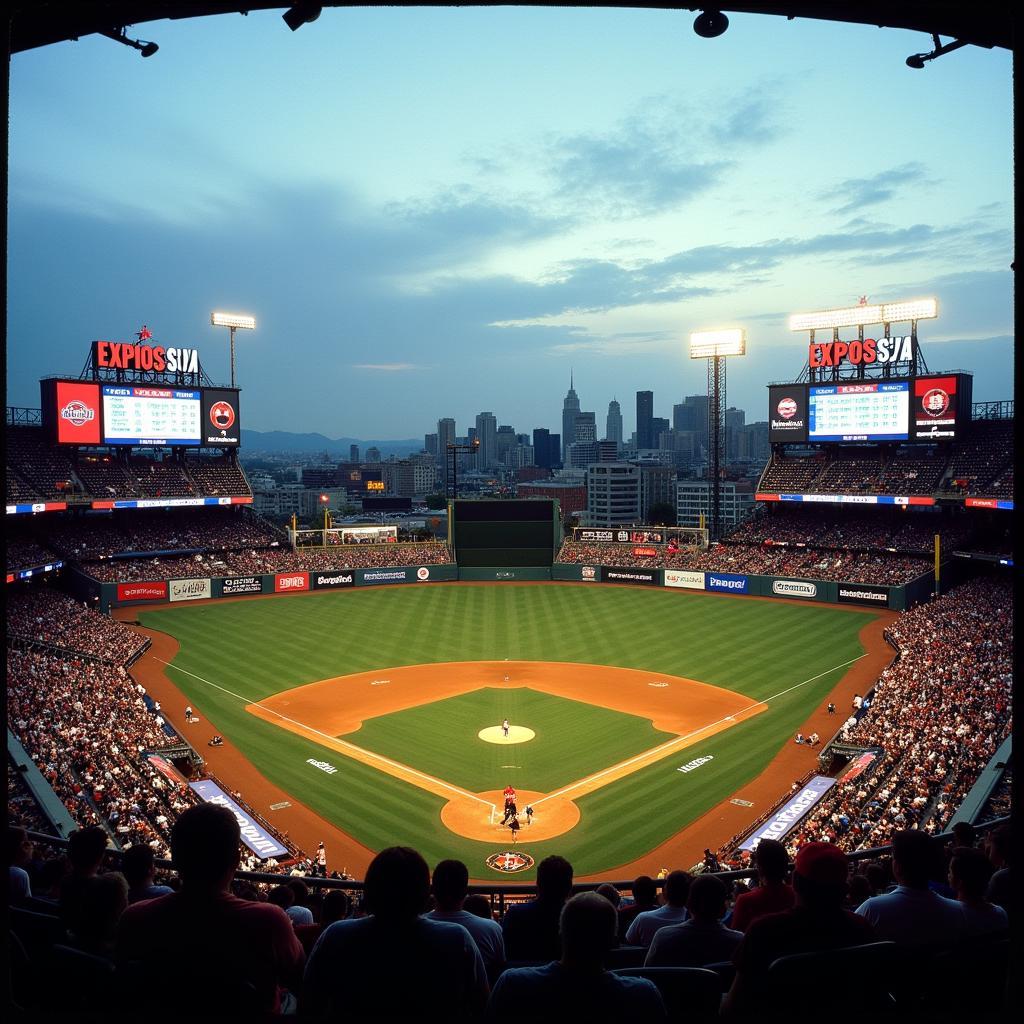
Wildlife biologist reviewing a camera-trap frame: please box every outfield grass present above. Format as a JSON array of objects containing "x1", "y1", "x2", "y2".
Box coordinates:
[
  {"x1": 346, "y1": 687, "x2": 676, "y2": 792},
  {"x1": 140, "y1": 584, "x2": 877, "y2": 876}
]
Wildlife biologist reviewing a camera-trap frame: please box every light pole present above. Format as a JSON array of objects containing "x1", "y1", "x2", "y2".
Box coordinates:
[
  {"x1": 210, "y1": 311, "x2": 256, "y2": 387},
  {"x1": 689, "y1": 329, "x2": 746, "y2": 541}
]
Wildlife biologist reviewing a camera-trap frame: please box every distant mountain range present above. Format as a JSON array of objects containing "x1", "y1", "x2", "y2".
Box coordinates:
[{"x1": 241, "y1": 429, "x2": 423, "y2": 458}]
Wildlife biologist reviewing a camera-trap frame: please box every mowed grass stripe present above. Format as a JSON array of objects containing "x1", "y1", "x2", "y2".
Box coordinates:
[{"x1": 141, "y1": 585, "x2": 877, "y2": 875}]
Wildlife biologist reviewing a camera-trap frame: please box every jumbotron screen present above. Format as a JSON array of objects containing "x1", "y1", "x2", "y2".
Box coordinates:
[
  {"x1": 809, "y1": 382, "x2": 910, "y2": 442},
  {"x1": 41, "y1": 380, "x2": 241, "y2": 447}
]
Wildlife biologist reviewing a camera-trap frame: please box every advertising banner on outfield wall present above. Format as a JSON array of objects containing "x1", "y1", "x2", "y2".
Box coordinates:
[
  {"x1": 312, "y1": 571, "x2": 356, "y2": 588},
  {"x1": 705, "y1": 572, "x2": 749, "y2": 594},
  {"x1": 274, "y1": 572, "x2": 309, "y2": 593},
  {"x1": 189, "y1": 779, "x2": 289, "y2": 859},
  {"x1": 360, "y1": 568, "x2": 412, "y2": 585},
  {"x1": 222, "y1": 576, "x2": 264, "y2": 595},
  {"x1": 771, "y1": 579, "x2": 818, "y2": 600},
  {"x1": 581, "y1": 565, "x2": 598, "y2": 581},
  {"x1": 837, "y1": 583, "x2": 890, "y2": 606},
  {"x1": 116, "y1": 581, "x2": 168, "y2": 602},
  {"x1": 739, "y1": 775, "x2": 837, "y2": 851},
  {"x1": 601, "y1": 567, "x2": 658, "y2": 586},
  {"x1": 664, "y1": 569, "x2": 705, "y2": 590},
  {"x1": 169, "y1": 578, "x2": 212, "y2": 602}
]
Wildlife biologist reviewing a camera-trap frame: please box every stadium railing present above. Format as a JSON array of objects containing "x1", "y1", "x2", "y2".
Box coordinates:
[{"x1": 21, "y1": 814, "x2": 1009, "y2": 917}]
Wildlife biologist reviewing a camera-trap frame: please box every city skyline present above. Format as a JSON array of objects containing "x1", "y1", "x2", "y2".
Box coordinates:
[{"x1": 6, "y1": 8, "x2": 1013, "y2": 437}]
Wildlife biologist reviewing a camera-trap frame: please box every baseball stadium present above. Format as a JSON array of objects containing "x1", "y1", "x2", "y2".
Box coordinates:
[{"x1": 5, "y1": 4, "x2": 1013, "y2": 1022}]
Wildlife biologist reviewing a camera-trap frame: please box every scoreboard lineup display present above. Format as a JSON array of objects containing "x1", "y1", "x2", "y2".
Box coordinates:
[
  {"x1": 769, "y1": 373, "x2": 971, "y2": 444},
  {"x1": 451, "y1": 499, "x2": 558, "y2": 567},
  {"x1": 42, "y1": 379, "x2": 241, "y2": 447}
]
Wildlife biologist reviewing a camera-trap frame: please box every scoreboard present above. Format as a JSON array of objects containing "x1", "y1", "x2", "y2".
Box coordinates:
[
  {"x1": 769, "y1": 374, "x2": 971, "y2": 444},
  {"x1": 41, "y1": 379, "x2": 242, "y2": 447}
]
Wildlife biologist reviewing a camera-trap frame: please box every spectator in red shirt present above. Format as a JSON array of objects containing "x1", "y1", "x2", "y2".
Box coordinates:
[
  {"x1": 730, "y1": 839, "x2": 795, "y2": 933},
  {"x1": 116, "y1": 803, "x2": 305, "y2": 1014},
  {"x1": 724, "y1": 842, "x2": 875, "y2": 1014}
]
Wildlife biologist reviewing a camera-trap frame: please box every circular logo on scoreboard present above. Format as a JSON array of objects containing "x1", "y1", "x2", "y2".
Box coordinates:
[
  {"x1": 921, "y1": 387, "x2": 950, "y2": 418},
  {"x1": 416, "y1": 567, "x2": 430, "y2": 581},
  {"x1": 486, "y1": 851, "x2": 535, "y2": 873},
  {"x1": 210, "y1": 400, "x2": 236, "y2": 430},
  {"x1": 60, "y1": 400, "x2": 96, "y2": 427},
  {"x1": 777, "y1": 396, "x2": 798, "y2": 420}
]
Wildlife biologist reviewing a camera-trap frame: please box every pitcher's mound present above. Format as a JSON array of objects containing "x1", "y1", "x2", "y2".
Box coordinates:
[{"x1": 478, "y1": 726, "x2": 535, "y2": 744}]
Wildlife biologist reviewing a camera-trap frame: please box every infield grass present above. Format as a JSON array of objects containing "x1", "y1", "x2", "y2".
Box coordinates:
[{"x1": 139, "y1": 584, "x2": 878, "y2": 876}]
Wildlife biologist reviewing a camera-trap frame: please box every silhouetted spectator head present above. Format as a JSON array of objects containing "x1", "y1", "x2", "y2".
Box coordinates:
[
  {"x1": 432, "y1": 859, "x2": 470, "y2": 911},
  {"x1": 793, "y1": 842, "x2": 848, "y2": 909},
  {"x1": 68, "y1": 825, "x2": 109, "y2": 876},
  {"x1": 949, "y1": 846, "x2": 995, "y2": 902},
  {"x1": 632, "y1": 875, "x2": 657, "y2": 907},
  {"x1": 464, "y1": 893, "x2": 494, "y2": 920},
  {"x1": 6, "y1": 826, "x2": 32, "y2": 868},
  {"x1": 536, "y1": 855, "x2": 574, "y2": 904},
  {"x1": 121, "y1": 844, "x2": 158, "y2": 888},
  {"x1": 985, "y1": 823, "x2": 1010, "y2": 868},
  {"x1": 865, "y1": 862, "x2": 888, "y2": 895},
  {"x1": 752, "y1": 838, "x2": 789, "y2": 883},
  {"x1": 68, "y1": 872, "x2": 129, "y2": 953},
  {"x1": 951, "y1": 822, "x2": 977, "y2": 848},
  {"x1": 364, "y1": 846, "x2": 430, "y2": 921},
  {"x1": 170, "y1": 804, "x2": 240, "y2": 888},
  {"x1": 595, "y1": 883, "x2": 621, "y2": 909},
  {"x1": 560, "y1": 892, "x2": 617, "y2": 967},
  {"x1": 687, "y1": 874, "x2": 727, "y2": 924},
  {"x1": 321, "y1": 889, "x2": 350, "y2": 924},
  {"x1": 268, "y1": 884, "x2": 295, "y2": 909},
  {"x1": 891, "y1": 830, "x2": 937, "y2": 889},
  {"x1": 847, "y1": 873, "x2": 873, "y2": 908},
  {"x1": 287, "y1": 878, "x2": 310, "y2": 908},
  {"x1": 37, "y1": 855, "x2": 69, "y2": 896},
  {"x1": 663, "y1": 870, "x2": 693, "y2": 908}
]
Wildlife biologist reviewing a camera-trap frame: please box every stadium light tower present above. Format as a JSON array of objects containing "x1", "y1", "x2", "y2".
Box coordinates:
[
  {"x1": 689, "y1": 328, "x2": 747, "y2": 542},
  {"x1": 210, "y1": 311, "x2": 256, "y2": 388}
]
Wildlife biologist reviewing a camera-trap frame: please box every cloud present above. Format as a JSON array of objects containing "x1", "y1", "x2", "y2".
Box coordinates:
[
  {"x1": 709, "y1": 84, "x2": 784, "y2": 145},
  {"x1": 822, "y1": 162, "x2": 934, "y2": 215}
]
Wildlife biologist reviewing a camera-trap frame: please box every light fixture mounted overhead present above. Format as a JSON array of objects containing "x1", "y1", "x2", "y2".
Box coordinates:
[
  {"x1": 98, "y1": 27, "x2": 158, "y2": 57},
  {"x1": 906, "y1": 33, "x2": 969, "y2": 68},
  {"x1": 283, "y1": 3, "x2": 323, "y2": 32},
  {"x1": 693, "y1": 10, "x2": 729, "y2": 39}
]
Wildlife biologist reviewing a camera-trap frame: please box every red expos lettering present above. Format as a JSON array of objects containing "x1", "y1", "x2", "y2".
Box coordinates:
[
  {"x1": 94, "y1": 341, "x2": 198, "y2": 374},
  {"x1": 808, "y1": 336, "x2": 912, "y2": 368}
]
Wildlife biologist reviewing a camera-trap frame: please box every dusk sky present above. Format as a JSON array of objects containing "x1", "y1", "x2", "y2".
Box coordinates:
[{"x1": 7, "y1": 7, "x2": 1014, "y2": 441}]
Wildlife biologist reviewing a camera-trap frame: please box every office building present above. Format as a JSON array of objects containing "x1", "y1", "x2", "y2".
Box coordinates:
[
  {"x1": 606, "y1": 399, "x2": 623, "y2": 445},
  {"x1": 586, "y1": 463, "x2": 641, "y2": 527},
  {"x1": 561, "y1": 373, "x2": 581, "y2": 463},
  {"x1": 636, "y1": 391, "x2": 654, "y2": 450},
  {"x1": 676, "y1": 478, "x2": 754, "y2": 530},
  {"x1": 475, "y1": 412, "x2": 497, "y2": 469}
]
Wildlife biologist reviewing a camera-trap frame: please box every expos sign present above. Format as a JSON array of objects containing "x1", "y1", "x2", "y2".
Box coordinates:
[
  {"x1": 808, "y1": 336, "x2": 914, "y2": 368},
  {"x1": 94, "y1": 339, "x2": 200, "y2": 374},
  {"x1": 706, "y1": 572, "x2": 749, "y2": 594}
]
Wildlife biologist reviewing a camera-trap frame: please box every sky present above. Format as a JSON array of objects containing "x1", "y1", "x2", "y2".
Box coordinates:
[{"x1": 6, "y1": 6, "x2": 1014, "y2": 441}]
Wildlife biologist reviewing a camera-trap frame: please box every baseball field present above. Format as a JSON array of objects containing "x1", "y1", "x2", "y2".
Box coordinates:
[{"x1": 128, "y1": 583, "x2": 890, "y2": 879}]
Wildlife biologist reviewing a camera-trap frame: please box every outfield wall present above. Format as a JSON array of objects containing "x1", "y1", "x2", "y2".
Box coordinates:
[
  {"x1": 458, "y1": 567, "x2": 553, "y2": 581},
  {"x1": 100, "y1": 563, "x2": 459, "y2": 611},
  {"x1": 552, "y1": 562, "x2": 941, "y2": 610}
]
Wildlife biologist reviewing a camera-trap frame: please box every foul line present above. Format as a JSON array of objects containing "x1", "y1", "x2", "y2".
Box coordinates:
[
  {"x1": 154, "y1": 658, "x2": 496, "y2": 813},
  {"x1": 533, "y1": 653, "x2": 867, "y2": 808}
]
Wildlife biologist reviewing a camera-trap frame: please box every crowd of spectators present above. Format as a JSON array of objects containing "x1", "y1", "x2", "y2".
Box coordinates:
[
  {"x1": 757, "y1": 418, "x2": 1014, "y2": 499},
  {"x1": 9, "y1": 811, "x2": 1010, "y2": 1019},
  {"x1": 7, "y1": 587, "x2": 149, "y2": 663},
  {"x1": 6, "y1": 535, "x2": 60, "y2": 573},
  {"x1": 717, "y1": 577, "x2": 1011, "y2": 863},
  {"x1": 78, "y1": 540, "x2": 455, "y2": 582},
  {"x1": 44, "y1": 508, "x2": 282, "y2": 560},
  {"x1": 5, "y1": 425, "x2": 255, "y2": 503},
  {"x1": 555, "y1": 539, "x2": 932, "y2": 585}
]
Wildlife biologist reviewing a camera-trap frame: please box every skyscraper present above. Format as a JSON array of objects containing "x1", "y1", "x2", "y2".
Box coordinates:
[
  {"x1": 636, "y1": 391, "x2": 654, "y2": 450},
  {"x1": 437, "y1": 417, "x2": 456, "y2": 460},
  {"x1": 574, "y1": 411, "x2": 597, "y2": 443},
  {"x1": 606, "y1": 399, "x2": 623, "y2": 445},
  {"x1": 475, "y1": 411, "x2": 497, "y2": 469},
  {"x1": 561, "y1": 372, "x2": 580, "y2": 464},
  {"x1": 349, "y1": 444, "x2": 359, "y2": 463},
  {"x1": 532, "y1": 428, "x2": 554, "y2": 468}
]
